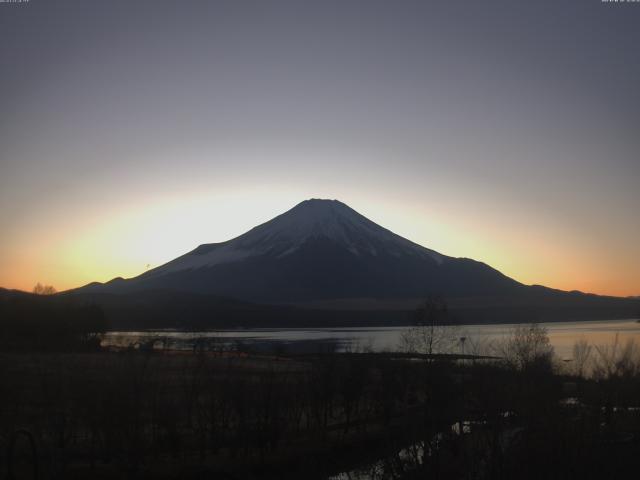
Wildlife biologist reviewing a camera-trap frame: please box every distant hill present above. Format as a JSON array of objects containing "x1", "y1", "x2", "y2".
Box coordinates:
[{"x1": 61, "y1": 287, "x2": 639, "y2": 330}]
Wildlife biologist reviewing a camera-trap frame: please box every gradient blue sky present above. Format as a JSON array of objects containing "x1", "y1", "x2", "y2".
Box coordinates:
[{"x1": 1, "y1": 0, "x2": 639, "y2": 296}]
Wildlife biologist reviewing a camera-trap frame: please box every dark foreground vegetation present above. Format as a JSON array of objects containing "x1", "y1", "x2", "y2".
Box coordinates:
[
  {"x1": 2, "y1": 292, "x2": 640, "y2": 479},
  {"x1": 2, "y1": 340, "x2": 640, "y2": 480},
  {"x1": 0, "y1": 292, "x2": 107, "y2": 352}
]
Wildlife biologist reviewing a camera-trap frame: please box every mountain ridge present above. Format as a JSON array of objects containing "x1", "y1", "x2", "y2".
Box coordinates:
[{"x1": 76, "y1": 198, "x2": 522, "y2": 302}]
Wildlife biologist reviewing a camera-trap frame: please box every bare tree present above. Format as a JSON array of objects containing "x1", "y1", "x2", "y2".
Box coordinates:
[
  {"x1": 33, "y1": 283, "x2": 57, "y2": 295},
  {"x1": 572, "y1": 338, "x2": 592, "y2": 378},
  {"x1": 463, "y1": 335, "x2": 493, "y2": 359},
  {"x1": 494, "y1": 323, "x2": 554, "y2": 371},
  {"x1": 399, "y1": 296, "x2": 457, "y2": 355},
  {"x1": 592, "y1": 334, "x2": 640, "y2": 380}
]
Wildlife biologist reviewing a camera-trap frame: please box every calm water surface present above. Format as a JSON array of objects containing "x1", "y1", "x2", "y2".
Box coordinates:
[{"x1": 103, "y1": 319, "x2": 640, "y2": 360}]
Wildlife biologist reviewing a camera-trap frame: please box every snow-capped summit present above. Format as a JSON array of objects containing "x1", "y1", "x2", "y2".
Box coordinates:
[
  {"x1": 80, "y1": 199, "x2": 521, "y2": 302},
  {"x1": 240, "y1": 199, "x2": 444, "y2": 261},
  {"x1": 148, "y1": 199, "x2": 444, "y2": 277}
]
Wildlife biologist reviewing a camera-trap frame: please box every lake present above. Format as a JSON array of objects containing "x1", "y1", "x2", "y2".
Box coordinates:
[{"x1": 103, "y1": 318, "x2": 640, "y2": 360}]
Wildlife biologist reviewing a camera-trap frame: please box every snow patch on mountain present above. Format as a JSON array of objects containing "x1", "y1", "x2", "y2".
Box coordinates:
[{"x1": 144, "y1": 199, "x2": 445, "y2": 277}]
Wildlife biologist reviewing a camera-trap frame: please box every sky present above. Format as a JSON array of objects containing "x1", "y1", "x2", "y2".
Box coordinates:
[{"x1": 1, "y1": 0, "x2": 639, "y2": 297}]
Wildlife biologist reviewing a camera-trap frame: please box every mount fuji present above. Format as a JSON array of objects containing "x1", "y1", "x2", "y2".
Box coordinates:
[
  {"x1": 79, "y1": 199, "x2": 521, "y2": 303},
  {"x1": 70, "y1": 199, "x2": 639, "y2": 327}
]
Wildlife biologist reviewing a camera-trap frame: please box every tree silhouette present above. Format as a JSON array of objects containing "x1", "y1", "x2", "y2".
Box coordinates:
[
  {"x1": 399, "y1": 296, "x2": 457, "y2": 355},
  {"x1": 33, "y1": 283, "x2": 57, "y2": 295},
  {"x1": 494, "y1": 323, "x2": 554, "y2": 372}
]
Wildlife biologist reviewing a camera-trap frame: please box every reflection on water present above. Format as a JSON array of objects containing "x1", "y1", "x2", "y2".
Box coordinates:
[
  {"x1": 103, "y1": 319, "x2": 640, "y2": 359},
  {"x1": 328, "y1": 441, "x2": 426, "y2": 480},
  {"x1": 328, "y1": 421, "x2": 493, "y2": 480}
]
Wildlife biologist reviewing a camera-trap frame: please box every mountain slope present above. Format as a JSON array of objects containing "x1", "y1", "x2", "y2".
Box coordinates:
[{"x1": 78, "y1": 199, "x2": 522, "y2": 302}]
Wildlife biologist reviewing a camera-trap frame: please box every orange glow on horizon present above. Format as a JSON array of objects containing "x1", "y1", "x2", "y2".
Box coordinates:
[{"x1": 1, "y1": 192, "x2": 638, "y2": 298}]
